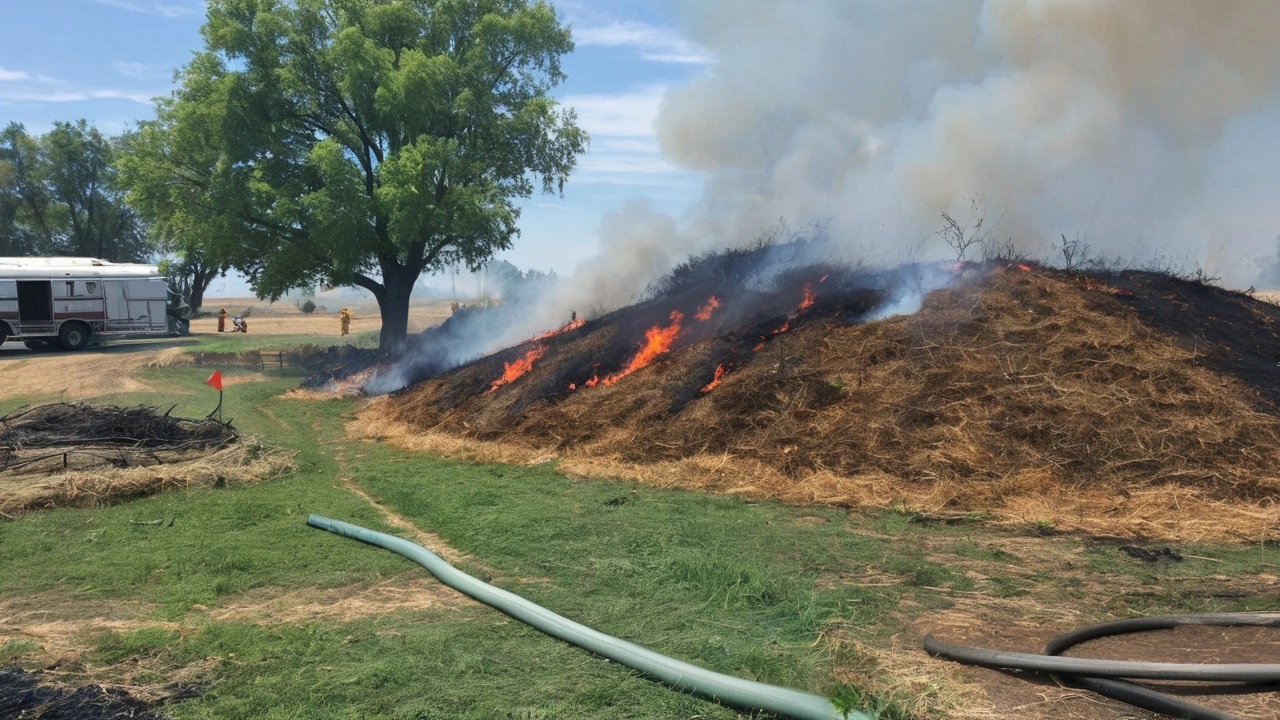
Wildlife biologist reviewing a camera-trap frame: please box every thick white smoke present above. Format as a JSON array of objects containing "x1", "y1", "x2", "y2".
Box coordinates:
[
  {"x1": 373, "y1": 1, "x2": 1280, "y2": 392},
  {"x1": 657, "y1": 0, "x2": 1280, "y2": 286}
]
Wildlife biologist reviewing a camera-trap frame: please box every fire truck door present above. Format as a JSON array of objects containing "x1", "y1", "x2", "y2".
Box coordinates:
[
  {"x1": 17, "y1": 281, "x2": 53, "y2": 322},
  {"x1": 105, "y1": 281, "x2": 128, "y2": 320}
]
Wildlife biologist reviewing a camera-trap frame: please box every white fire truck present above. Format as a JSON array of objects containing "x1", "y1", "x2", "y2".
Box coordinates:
[{"x1": 0, "y1": 257, "x2": 183, "y2": 351}]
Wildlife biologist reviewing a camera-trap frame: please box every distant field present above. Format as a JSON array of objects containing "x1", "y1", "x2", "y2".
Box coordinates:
[
  {"x1": 194, "y1": 296, "x2": 455, "y2": 338},
  {"x1": 0, "y1": 297, "x2": 455, "y2": 399}
]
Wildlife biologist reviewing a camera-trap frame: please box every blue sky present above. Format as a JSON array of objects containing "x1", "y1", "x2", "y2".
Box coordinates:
[{"x1": 0, "y1": 0, "x2": 705, "y2": 295}]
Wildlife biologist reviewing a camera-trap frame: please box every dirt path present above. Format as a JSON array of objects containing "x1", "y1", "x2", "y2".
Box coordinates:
[
  {"x1": 333, "y1": 455, "x2": 469, "y2": 566},
  {"x1": 0, "y1": 344, "x2": 190, "y2": 401}
]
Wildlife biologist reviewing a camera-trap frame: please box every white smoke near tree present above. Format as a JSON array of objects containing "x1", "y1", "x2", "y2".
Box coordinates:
[{"x1": 367, "y1": 0, "x2": 1280, "y2": 393}]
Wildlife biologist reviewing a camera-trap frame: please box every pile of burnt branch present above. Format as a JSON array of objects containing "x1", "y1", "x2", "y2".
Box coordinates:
[
  {"x1": 298, "y1": 344, "x2": 390, "y2": 390},
  {"x1": 0, "y1": 402, "x2": 236, "y2": 475}
]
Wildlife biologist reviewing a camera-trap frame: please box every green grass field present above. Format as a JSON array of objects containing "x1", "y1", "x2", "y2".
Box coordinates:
[{"x1": 2, "y1": 351, "x2": 1278, "y2": 719}]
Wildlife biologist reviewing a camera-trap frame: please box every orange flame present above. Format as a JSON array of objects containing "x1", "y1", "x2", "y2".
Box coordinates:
[
  {"x1": 797, "y1": 282, "x2": 815, "y2": 311},
  {"x1": 694, "y1": 295, "x2": 720, "y2": 322},
  {"x1": 486, "y1": 345, "x2": 546, "y2": 394},
  {"x1": 700, "y1": 364, "x2": 726, "y2": 393},
  {"x1": 534, "y1": 317, "x2": 585, "y2": 341},
  {"x1": 584, "y1": 375, "x2": 600, "y2": 388},
  {"x1": 757, "y1": 282, "x2": 818, "y2": 348},
  {"x1": 768, "y1": 283, "x2": 816, "y2": 337},
  {"x1": 600, "y1": 310, "x2": 684, "y2": 387}
]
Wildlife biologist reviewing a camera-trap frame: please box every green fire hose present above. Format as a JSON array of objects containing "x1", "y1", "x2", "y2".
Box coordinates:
[{"x1": 307, "y1": 514, "x2": 860, "y2": 720}]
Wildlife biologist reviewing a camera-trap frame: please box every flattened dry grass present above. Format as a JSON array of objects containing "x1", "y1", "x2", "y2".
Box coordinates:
[
  {"x1": 376, "y1": 269, "x2": 1280, "y2": 543},
  {"x1": 0, "y1": 439, "x2": 294, "y2": 518}
]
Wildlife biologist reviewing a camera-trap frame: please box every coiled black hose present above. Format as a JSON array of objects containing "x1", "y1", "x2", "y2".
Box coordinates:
[{"x1": 924, "y1": 612, "x2": 1280, "y2": 720}]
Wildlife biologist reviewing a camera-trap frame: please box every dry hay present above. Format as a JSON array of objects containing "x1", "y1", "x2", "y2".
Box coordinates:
[
  {"x1": 376, "y1": 269, "x2": 1280, "y2": 543},
  {"x1": 0, "y1": 438, "x2": 293, "y2": 517}
]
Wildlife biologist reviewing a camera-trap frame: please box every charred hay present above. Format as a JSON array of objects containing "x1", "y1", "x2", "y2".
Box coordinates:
[
  {"x1": 0, "y1": 667, "x2": 165, "y2": 720},
  {"x1": 376, "y1": 264, "x2": 1280, "y2": 542},
  {"x1": 0, "y1": 403, "x2": 293, "y2": 517},
  {"x1": 0, "y1": 402, "x2": 233, "y2": 453}
]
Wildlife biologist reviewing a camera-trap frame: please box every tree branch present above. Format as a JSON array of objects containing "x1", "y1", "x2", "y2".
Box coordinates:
[{"x1": 351, "y1": 272, "x2": 386, "y2": 299}]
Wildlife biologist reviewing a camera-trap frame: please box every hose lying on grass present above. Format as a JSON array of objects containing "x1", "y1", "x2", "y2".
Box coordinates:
[
  {"x1": 925, "y1": 613, "x2": 1280, "y2": 720},
  {"x1": 307, "y1": 514, "x2": 861, "y2": 720}
]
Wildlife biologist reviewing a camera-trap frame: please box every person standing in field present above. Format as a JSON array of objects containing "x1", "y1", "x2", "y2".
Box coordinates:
[
  {"x1": 339, "y1": 307, "x2": 353, "y2": 336},
  {"x1": 217, "y1": 308, "x2": 228, "y2": 333}
]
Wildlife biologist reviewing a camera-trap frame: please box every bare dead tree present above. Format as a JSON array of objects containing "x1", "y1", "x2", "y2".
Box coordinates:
[
  {"x1": 982, "y1": 236, "x2": 1025, "y2": 263},
  {"x1": 1054, "y1": 232, "x2": 1092, "y2": 271},
  {"x1": 938, "y1": 211, "x2": 982, "y2": 261},
  {"x1": 937, "y1": 198, "x2": 996, "y2": 262}
]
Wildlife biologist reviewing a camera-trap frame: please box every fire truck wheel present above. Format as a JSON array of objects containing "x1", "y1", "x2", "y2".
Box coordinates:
[{"x1": 58, "y1": 321, "x2": 91, "y2": 351}]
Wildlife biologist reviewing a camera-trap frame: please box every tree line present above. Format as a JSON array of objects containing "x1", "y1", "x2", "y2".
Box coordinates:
[
  {"x1": 2, "y1": 0, "x2": 586, "y2": 350},
  {"x1": 0, "y1": 121, "x2": 149, "y2": 262}
]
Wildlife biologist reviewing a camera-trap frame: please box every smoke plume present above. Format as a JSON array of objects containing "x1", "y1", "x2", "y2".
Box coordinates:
[
  {"x1": 657, "y1": 0, "x2": 1280, "y2": 286},
  {"x1": 369, "y1": 0, "x2": 1280, "y2": 393}
]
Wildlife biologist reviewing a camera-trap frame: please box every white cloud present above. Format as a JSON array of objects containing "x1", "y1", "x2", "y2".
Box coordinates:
[
  {"x1": 574, "y1": 20, "x2": 710, "y2": 65},
  {"x1": 90, "y1": 89, "x2": 157, "y2": 104},
  {"x1": 0, "y1": 90, "x2": 88, "y2": 103},
  {"x1": 559, "y1": 85, "x2": 700, "y2": 187},
  {"x1": 89, "y1": 0, "x2": 204, "y2": 18},
  {"x1": 0, "y1": 88, "x2": 155, "y2": 105},
  {"x1": 562, "y1": 85, "x2": 668, "y2": 138},
  {"x1": 0, "y1": 67, "x2": 58, "y2": 84},
  {"x1": 0, "y1": 62, "x2": 157, "y2": 106},
  {"x1": 89, "y1": 0, "x2": 147, "y2": 12}
]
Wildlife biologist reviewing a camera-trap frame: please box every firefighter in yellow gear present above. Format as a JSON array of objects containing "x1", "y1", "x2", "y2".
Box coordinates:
[{"x1": 339, "y1": 307, "x2": 353, "y2": 336}]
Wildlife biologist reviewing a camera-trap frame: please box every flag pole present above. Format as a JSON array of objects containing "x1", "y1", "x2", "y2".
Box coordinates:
[{"x1": 205, "y1": 370, "x2": 225, "y2": 423}]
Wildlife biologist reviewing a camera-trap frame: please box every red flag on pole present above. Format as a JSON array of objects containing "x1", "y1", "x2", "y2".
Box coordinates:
[{"x1": 205, "y1": 370, "x2": 223, "y2": 392}]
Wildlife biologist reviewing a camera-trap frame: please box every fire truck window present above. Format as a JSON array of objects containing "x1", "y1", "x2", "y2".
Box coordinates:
[
  {"x1": 66, "y1": 281, "x2": 75, "y2": 297},
  {"x1": 85, "y1": 281, "x2": 97, "y2": 294}
]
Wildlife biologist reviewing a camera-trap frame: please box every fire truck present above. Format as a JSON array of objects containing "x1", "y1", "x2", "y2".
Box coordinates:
[{"x1": 0, "y1": 257, "x2": 185, "y2": 350}]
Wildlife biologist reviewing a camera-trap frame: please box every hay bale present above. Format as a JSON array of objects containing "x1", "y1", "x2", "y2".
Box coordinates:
[{"x1": 372, "y1": 267, "x2": 1280, "y2": 542}]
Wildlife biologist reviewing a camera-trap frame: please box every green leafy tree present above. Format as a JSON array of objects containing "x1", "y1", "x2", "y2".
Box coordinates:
[
  {"x1": 158, "y1": 252, "x2": 226, "y2": 312},
  {"x1": 120, "y1": 0, "x2": 587, "y2": 349},
  {"x1": 0, "y1": 121, "x2": 149, "y2": 261},
  {"x1": 117, "y1": 68, "x2": 235, "y2": 312},
  {"x1": 0, "y1": 123, "x2": 56, "y2": 256}
]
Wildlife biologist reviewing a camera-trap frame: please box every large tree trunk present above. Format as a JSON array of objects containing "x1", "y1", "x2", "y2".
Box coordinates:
[
  {"x1": 375, "y1": 265, "x2": 415, "y2": 351},
  {"x1": 186, "y1": 258, "x2": 222, "y2": 312},
  {"x1": 188, "y1": 265, "x2": 216, "y2": 313}
]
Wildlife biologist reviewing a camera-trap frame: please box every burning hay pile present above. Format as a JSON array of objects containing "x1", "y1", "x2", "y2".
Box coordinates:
[
  {"x1": 367, "y1": 259, "x2": 1280, "y2": 542},
  {"x1": 0, "y1": 403, "x2": 293, "y2": 517}
]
